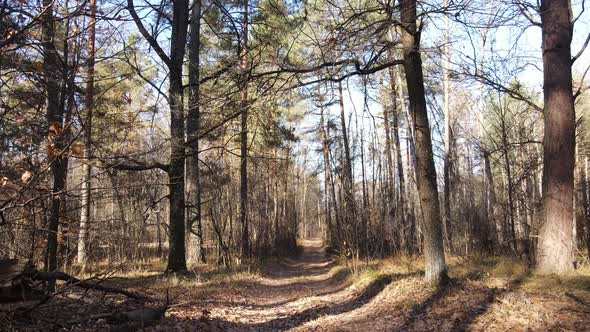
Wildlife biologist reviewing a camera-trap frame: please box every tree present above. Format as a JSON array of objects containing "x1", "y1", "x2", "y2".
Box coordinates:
[
  {"x1": 128, "y1": 0, "x2": 189, "y2": 272},
  {"x1": 42, "y1": 0, "x2": 67, "y2": 290},
  {"x1": 240, "y1": 0, "x2": 250, "y2": 258},
  {"x1": 186, "y1": 0, "x2": 206, "y2": 265},
  {"x1": 77, "y1": 0, "x2": 97, "y2": 265},
  {"x1": 399, "y1": 0, "x2": 448, "y2": 285},
  {"x1": 536, "y1": 0, "x2": 576, "y2": 275}
]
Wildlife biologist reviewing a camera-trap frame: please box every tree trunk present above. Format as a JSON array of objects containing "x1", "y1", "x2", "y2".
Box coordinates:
[
  {"x1": 319, "y1": 84, "x2": 334, "y2": 245},
  {"x1": 240, "y1": 0, "x2": 250, "y2": 258},
  {"x1": 78, "y1": 0, "x2": 97, "y2": 265},
  {"x1": 380, "y1": 74, "x2": 395, "y2": 216},
  {"x1": 338, "y1": 80, "x2": 357, "y2": 250},
  {"x1": 483, "y1": 150, "x2": 499, "y2": 251},
  {"x1": 442, "y1": 0, "x2": 453, "y2": 253},
  {"x1": 388, "y1": 66, "x2": 407, "y2": 239},
  {"x1": 536, "y1": 0, "x2": 576, "y2": 275},
  {"x1": 166, "y1": 0, "x2": 189, "y2": 272},
  {"x1": 186, "y1": 0, "x2": 206, "y2": 265},
  {"x1": 399, "y1": 0, "x2": 448, "y2": 285},
  {"x1": 500, "y1": 116, "x2": 518, "y2": 254},
  {"x1": 42, "y1": 0, "x2": 66, "y2": 290}
]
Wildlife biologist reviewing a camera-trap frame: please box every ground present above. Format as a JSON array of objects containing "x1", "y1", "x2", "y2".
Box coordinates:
[{"x1": 2, "y1": 239, "x2": 590, "y2": 331}]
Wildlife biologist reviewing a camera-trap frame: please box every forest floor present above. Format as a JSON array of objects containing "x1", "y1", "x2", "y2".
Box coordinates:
[{"x1": 3, "y1": 239, "x2": 590, "y2": 331}]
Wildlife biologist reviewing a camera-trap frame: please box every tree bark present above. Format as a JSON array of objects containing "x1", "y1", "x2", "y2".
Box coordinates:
[
  {"x1": 166, "y1": 0, "x2": 189, "y2": 272},
  {"x1": 399, "y1": 0, "x2": 448, "y2": 285},
  {"x1": 319, "y1": 83, "x2": 334, "y2": 245},
  {"x1": 442, "y1": 0, "x2": 453, "y2": 253},
  {"x1": 78, "y1": 0, "x2": 97, "y2": 265},
  {"x1": 500, "y1": 113, "x2": 518, "y2": 254},
  {"x1": 380, "y1": 74, "x2": 395, "y2": 211},
  {"x1": 338, "y1": 80, "x2": 357, "y2": 248},
  {"x1": 240, "y1": 0, "x2": 250, "y2": 258},
  {"x1": 186, "y1": 0, "x2": 206, "y2": 265},
  {"x1": 536, "y1": 0, "x2": 576, "y2": 275},
  {"x1": 388, "y1": 66, "x2": 407, "y2": 238},
  {"x1": 42, "y1": 0, "x2": 66, "y2": 290}
]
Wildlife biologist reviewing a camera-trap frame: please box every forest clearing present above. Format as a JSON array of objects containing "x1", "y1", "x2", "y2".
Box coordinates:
[{"x1": 1, "y1": 0, "x2": 590, "y2": 330}]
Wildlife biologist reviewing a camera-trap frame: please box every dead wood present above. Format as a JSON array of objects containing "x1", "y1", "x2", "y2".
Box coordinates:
[{"x1": 23, "y1": 270, "x2": 149, "y2": 300}]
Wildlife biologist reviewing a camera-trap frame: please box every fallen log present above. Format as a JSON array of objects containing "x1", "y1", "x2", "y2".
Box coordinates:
[
  {"x1": 0, "y1": 259, "x2": 148, "y2": 302},
  {"x1": 23, "y1": 270, "x2": 148, "y2": 300}
]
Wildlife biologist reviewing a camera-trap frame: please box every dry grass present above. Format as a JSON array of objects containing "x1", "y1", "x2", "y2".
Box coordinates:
[{"x1": 7, "y1": 243, "x2": 590, "y2": 331}]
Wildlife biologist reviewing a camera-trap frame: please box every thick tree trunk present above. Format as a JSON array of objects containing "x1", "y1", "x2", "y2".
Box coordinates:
[
  {"x1": 399, "y1": 0, "x2": 448, "y2": 285},
  {"x1": 186, "y1": 0, "x2": 206, "y2": 265},
  {"x1": 78, "y1": 0, "x2": 97, "y2": 265},
  {"x1": 536, "y1": 0, "x2": 575, "y2": 275},
  {"x1": 166, "y1": 0, "x2": 189, "y2": 272},
  {"x1": 240, "y1": 0, "x2": 250, "y2": 258}
]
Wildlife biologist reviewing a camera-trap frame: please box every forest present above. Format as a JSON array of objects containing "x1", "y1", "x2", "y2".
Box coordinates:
[{"x1": 0, "y1": 0, "x2": 589, "y2": 330}]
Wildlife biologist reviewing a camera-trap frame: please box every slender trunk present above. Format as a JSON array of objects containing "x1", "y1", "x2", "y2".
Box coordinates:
[
  {"x1": 186, "y1": 0, "x2": 206, "y2": 264},
  {"x1": 380, "y1": 74, "x2": 395, "y2": 215},
  {"x1": 338, "y1": 81, "x2": 354, "y2": 203},
  {"x1": 389, "y1": 66, "x2": 407, "y2": 233},
  {"x1": 78, "y1": 0, "x2": 97, "y2": 265},
  {"x1": 42, "y1": 0, "x2": 66, "y2": 290},
  {"x1": 399, "y1": 0, "x2": 448, "y2": 285},
  {"x1": 166, "y1": 0, "x2": 189, "y2": 272},
  {"x1": 319, "y1": 85, "x2": 334, "y2": 244},
  {"x1": 442, "y1": 0, "x2": 453, "y2": 253},
  {"x1": 240, "y1": 0, "x2": 250, "y2": 258},
  {"x1": 483, "y1": 150, "x2": 499, "y2": 250},
  {"x1": 500, "y1": 118, "x2": 518, "y2": 254},
  {"x1": 338, "y1": 80, "x2": 356, "y2": 249}
]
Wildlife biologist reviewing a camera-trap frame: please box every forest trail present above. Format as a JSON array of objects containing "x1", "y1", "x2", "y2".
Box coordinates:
[
  {"x1": 167, "y1": 238, "x2": 365, "y2": 331},
  {"x1": 159, "y1": 239, "x2": 590, "y2": 331},
  {"x1": 3, "y1": 239, "x2": 589, "y2": 331}
]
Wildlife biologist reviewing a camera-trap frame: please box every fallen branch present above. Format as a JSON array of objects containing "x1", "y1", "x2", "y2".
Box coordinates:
[{"x1": 23, "y1": 270, "x2": 148, "y2": 300}]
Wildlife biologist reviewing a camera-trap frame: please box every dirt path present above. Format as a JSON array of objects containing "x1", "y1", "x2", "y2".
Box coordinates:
[
  {"x1": 4, "y1": 239, "x2": 589, "y2": 331},
  {"x1": 167, "y1": 239, "x2": 363, "y2": 331},
  {"x1": 160, "y1": 239, "x2": 589, "y2": 332}
]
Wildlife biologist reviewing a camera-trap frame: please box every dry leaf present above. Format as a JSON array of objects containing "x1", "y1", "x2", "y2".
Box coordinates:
[
  {"x1": 21, "y1": 171, "x2": 32, "y2": 183},
  {"x1": 69, "y1": 143, "x2": 84, "y2": 158}
]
